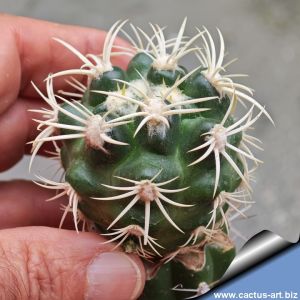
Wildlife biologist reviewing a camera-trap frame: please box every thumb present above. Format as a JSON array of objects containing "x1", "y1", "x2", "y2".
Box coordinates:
[{"x1": 0, "y1": 227, "x2": 145, "y2": 300}]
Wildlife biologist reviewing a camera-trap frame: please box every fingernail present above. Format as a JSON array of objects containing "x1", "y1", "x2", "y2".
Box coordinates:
[{"x1": 85, "y1": 252, "x2": 144, "y2": 300}]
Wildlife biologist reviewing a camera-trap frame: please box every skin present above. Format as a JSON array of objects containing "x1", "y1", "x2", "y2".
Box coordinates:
[{"x1": 0, "y1": 14, "x2": 145, "y2": 300}]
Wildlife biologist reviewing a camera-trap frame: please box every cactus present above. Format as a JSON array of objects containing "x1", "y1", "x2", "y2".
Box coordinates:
[{"x1": 30, "y1": 19, "x2": 270, "y2": 299}]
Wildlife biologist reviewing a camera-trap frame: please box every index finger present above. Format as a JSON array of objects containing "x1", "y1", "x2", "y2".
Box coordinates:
[{"x1": 0, "y1": 14, "x2": 131, "y2": 115}]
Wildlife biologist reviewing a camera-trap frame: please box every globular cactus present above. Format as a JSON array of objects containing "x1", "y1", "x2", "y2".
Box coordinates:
[{"x1": 30, "y1": 19, "x2": 271, "y2": 299}]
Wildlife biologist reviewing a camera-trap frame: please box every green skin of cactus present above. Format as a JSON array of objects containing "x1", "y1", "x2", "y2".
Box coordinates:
[
  {"x1": 58, "y1": 52, "x2": 242, "y2": 298},
  {"x1": 140, "y1": 243, "x2": 235, "y2": 300}
]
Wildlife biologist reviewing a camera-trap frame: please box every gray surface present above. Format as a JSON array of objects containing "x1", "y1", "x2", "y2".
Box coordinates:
[{"x1": 0, "y1": 0, "x2": 299, "y2": 244}]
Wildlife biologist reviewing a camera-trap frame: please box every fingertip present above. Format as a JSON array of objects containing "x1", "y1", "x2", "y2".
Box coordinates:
[
  {"x1": 0, "y1": 227, "x2": 145, "y2": 300},
  {"x1": 85, "y1": 252, "x2": 145, "y2": 300}
]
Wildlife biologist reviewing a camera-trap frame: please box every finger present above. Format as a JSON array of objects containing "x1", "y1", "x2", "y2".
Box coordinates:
[
  {"x1": 0, "y1": 97, "x2": 70, "y2": 171},
  {"x1": 0, "y1": 14, "x2": 132, "y2": 115},
  {"x1": 0, "y1": 227, "x2": 145, "y2": 300},
  {"x1": 0, "y1": 180, "x2": 75, "y2": 229},
  {"x1": 0, "y1": 95, "x2": 75, "y2": 171},
  {"x1": 0, "y1": 98, "x2": 37, "y2": 171}
]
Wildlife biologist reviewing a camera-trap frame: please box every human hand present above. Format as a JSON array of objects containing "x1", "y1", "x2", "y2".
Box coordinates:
[{"x1": 0, "y1": 14, "x2": 145, "y2": 300}]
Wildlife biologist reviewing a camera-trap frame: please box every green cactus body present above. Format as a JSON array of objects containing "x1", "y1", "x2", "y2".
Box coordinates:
[
  {"x1": 30, "y1": 19, "x2": 270, "y2": 299},
  {"x1": 141, "y1": 232, "x2": 235, "y2": 300}
]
